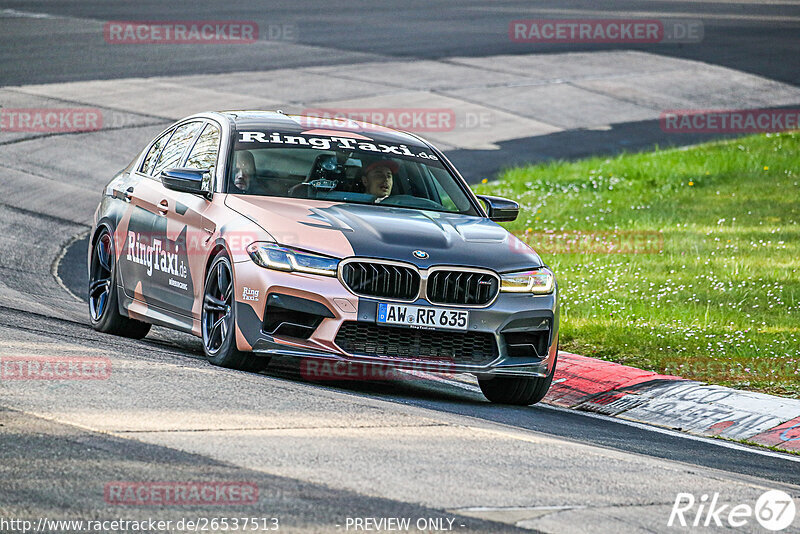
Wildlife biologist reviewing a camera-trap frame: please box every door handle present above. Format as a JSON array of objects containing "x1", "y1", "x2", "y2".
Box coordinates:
[{"x1": 158, "y1": 199, "x2": 169, "y2": 216}]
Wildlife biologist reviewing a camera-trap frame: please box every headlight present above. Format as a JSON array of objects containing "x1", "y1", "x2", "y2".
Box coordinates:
[
  {"x1": 246, "y1": 242, "x2": 339, "y2": 276},
  {"x1": 500, "y1": 267, "x2": 555, "y2": 294}
]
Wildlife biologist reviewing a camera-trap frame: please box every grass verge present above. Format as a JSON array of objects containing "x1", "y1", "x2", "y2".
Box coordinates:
[{"x1": 474, "y1": 132, "x2": 800, "y2": 397}]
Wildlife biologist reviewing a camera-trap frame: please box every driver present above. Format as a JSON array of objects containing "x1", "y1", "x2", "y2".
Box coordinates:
[
  {"x1": 232, "y1": 150, "x2": 257, "y2": 193},
  {"x1": 231, "y1": 150, "x2": 267, "y2": 195},
  {"x1": 361, "y1": 160, "x2": 398, "y2": 202}
]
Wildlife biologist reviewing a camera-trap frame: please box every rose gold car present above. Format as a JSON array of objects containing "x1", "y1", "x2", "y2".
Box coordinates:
[{"x1": 89, "y1": 111, "x2": 559, "y2": 405}]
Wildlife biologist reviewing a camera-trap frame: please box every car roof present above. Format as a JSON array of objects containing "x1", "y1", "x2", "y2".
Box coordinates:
[{"x1": 213, "y1": 110, "x2": 429, "y2": 147}]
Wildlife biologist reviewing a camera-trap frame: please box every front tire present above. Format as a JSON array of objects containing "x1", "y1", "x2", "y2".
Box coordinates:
[
  {"x1": 202, "y1": 252, "x2": 268, "y2": 373},
  {"x1": 478, "y1": 352, "x2": 558, "y2": 406},
  {"x1": 88, "y1": 228, "x2": 151, "y2": 339}
]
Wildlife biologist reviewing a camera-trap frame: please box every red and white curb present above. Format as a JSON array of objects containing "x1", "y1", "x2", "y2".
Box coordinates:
[{"x1": 546, "y1": 353, "x2": 800, "y2": 452}]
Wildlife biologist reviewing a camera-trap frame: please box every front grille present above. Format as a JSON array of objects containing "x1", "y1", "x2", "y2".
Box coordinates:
[
  {"x1": 427, "y1": 270, "x2": 499, "y2": 306},
  {"x1": 341, "y1": 261, "x2": 419, "y2": 300},
  {"x1": 334, "y1": 321, "x2": 498, "y2": 365}
]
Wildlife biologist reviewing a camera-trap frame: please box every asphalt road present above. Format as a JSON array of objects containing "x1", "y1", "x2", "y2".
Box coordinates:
[
  {"x1": 3, "y1": 1, "x2": 799, "y2": 178},
  {"x1": 1, "y1": 0, "x2": 799, "y2": 85},
  {"x1": 36, "y1": 245, "x2": 800, "y2": 488},
  {"x1": 1, "y1": 2, "x2": 800, "y2": 533}
]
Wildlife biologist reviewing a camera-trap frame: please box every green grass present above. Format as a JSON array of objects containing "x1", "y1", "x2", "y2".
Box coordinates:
[{"x1": 474, "y1": 132, "x2": 800, "y2": 397}]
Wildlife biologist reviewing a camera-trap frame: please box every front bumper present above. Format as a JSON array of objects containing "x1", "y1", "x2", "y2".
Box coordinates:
[{"x1": 232, "y1": 260, "x2": 559, "y2": 378}]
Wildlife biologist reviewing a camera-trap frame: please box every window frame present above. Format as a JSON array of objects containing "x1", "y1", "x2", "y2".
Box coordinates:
[
  {"x1": 130, "y1": 115, "x2": 232, "y2": 202},
  {"x1": 183, "y1": 122, "x2": 222, "y2": 175},
  {"x1": 138, "y1": 128, "x2": 175, "y2": 178},
  {"x1": 149, "y1": 120, "x2": 205, "y2": 179}
]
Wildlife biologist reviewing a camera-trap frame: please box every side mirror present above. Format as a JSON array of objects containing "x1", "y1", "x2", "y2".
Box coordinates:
[
  {"x1": 160, "y1": 168, "x2": 211, "y2": 197},
  {"x1": 476, "y1": 195, "x2": 519, "y2": 222}
]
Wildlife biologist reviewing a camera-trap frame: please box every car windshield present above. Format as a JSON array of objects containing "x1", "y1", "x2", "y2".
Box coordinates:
[{"x1": 228, "y1": 132, "x2": 478, "y2": 215}]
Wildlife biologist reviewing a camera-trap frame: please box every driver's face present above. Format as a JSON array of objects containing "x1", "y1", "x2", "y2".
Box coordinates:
[
  {"x1": 362, "y1": 167, "x2": 393, "y2": 197},
  {"x1": 234, "y1": 160, "x2": 252, "y2": 190}
]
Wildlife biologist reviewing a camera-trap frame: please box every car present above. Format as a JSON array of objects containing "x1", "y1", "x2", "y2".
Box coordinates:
[{"x1": 88, "y1": 111, "x2": 559, "y2": 405}]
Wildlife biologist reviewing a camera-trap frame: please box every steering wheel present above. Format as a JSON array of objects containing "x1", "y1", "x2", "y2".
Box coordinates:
[{"x1": 290, "y1": 154, "x2": 345, "y2": 198}]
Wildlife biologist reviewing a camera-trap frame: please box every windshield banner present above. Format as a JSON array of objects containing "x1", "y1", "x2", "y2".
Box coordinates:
[{"x1": 237, "y1": 131, "x2": 439, "y2": 161}]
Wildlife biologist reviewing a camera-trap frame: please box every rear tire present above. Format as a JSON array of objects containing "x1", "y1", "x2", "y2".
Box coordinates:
[
  {"x1": 88, "y1": 228, "x2": 151, "y2": 339},
  {"x1": 478, "y1": 352, "x2": 558, "y2": 406},
  {"x1": 202, "y1": 251, "x2": 269, "y2": 373}
]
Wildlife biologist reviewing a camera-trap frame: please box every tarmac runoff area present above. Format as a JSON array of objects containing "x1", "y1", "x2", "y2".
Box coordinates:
[
  {"x1": 2, "y1": 50, "x2": 800, "y2": 532},
  {"x1": 3, "y1": 50, "x2": 800, "y2": 182}
]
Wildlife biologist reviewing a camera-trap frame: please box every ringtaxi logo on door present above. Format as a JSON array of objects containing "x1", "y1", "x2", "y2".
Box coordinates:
[{"x1": 668, "y1": 490, "x2": 796, "y2": 531}]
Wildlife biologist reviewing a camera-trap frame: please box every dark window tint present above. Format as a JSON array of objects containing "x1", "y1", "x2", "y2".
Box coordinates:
[
  {"x1": 140, "y1": 129, "x2": 172, "y2": 175},
  {"x1": 226, "y1": 147, "x2": 477, "y2": 215},
  {"x1": 152, "y1": 121, "x2": 203, "y2": 176},
  {"x1": 185, "y1": 123, "x2": 221, "y2": 173}
]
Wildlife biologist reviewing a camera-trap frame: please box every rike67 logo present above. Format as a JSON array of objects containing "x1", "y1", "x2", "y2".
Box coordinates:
[{"x1": 669, "y1": 490, "x2": 796, "y2": 531}]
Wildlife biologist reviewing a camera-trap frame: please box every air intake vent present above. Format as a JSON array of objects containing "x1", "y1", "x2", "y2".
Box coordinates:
[
  {"x1": 427, "y1": 270, "x2": 499, "y2": 306},
  {"x1": 335, "y1": 322, "x2": 497, "y2": 365},
  {"x1": 341, "y1": 261, "x2": 420, "y2": 301},
  {"x1": 262, "y1": 293, "x2": 333, "y2": 340}
]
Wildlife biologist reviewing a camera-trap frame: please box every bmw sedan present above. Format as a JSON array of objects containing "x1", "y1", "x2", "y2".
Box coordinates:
[{"x1": 88, "y1": 111, "x2": 559, "y2": 405}]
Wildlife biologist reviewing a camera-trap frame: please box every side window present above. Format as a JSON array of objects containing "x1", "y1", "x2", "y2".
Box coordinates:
[
  {"x1": 185, "y1": 123, "x2": 221, "y2": 173},
  {"x1": 152, "y1": 121, "x2": 203, "y2": 177},
  {"x1": 140, "y1": 130, "x2": 172, "y2": 175}
]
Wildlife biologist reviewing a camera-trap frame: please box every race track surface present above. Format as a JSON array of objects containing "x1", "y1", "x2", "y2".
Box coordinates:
[{"x1": 1, "y1": 2, "x2": 799, "y2": 532}]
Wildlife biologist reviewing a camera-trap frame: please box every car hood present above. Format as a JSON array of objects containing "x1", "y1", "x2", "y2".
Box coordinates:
[{"x1": 224, "y1": 195, "x2": 542, "y2": 272}]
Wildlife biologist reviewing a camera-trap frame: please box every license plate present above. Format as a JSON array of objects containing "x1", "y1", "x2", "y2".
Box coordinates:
[{"x1": 377, "y1": 303, "x2": 469, "y2": 331}]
